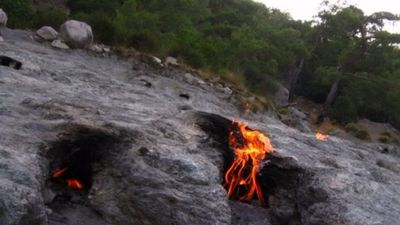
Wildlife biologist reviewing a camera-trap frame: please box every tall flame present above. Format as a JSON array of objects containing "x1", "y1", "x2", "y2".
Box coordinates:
[{"x1": 225, "y1": 121, "x2": 273, "y2": 205}]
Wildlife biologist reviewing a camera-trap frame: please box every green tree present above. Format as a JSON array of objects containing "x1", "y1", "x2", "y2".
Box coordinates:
[
  {"x1": 298, "y1": 1, "x2": 400, "y2": 127},
  {"x1": 32, "y1": 7, "x2": 68, "y2": 29},
  {"x1": 0, "y1": 0, "x2": 34, "y2": 28}
]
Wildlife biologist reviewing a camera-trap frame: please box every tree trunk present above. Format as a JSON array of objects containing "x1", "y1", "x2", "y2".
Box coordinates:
[
  {"x1": 316, "y1": 79, "x2": 340, "y2": 124},
  {"x1": 324, "y1": 63, "x2": 343, "y2": 110},
  {"x1": 324, "y1": 79, "x2": 340, "y2": 109},
  {"x1": 288, "y1": 58, "x2": 305, "y2": 103},
  {"x1": 360, "y1": 25, "x2": 367, "y2": 57}
]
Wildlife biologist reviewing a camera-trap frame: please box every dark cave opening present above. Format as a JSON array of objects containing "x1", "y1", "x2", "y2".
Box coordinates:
[
  {"x1": 46, "y1": 128, "x2": 117, "y2": 192},
  {"x1": 195, "y1": 112, "x2": 236, "y2": 175},
  {"x1": 43, "y1": 125, "x2": 128, "y2": 225},
  {"x1": 179, "y1": 93, "x2": 191, "y2": 100},
  {"x1": 196, "y1": 111, "x2": 305, "y2": 224},
  {"x1": 0, "y1": 56, "x2": 22, "y2": 70}
]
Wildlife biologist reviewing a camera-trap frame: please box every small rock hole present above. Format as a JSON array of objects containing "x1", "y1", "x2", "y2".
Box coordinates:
[
  {"x1": 179, "y1": 93, "x2": 190, "y2": 100},
  {"x1": 0, "y1": 56, "x2": 22, "y2": 70}
]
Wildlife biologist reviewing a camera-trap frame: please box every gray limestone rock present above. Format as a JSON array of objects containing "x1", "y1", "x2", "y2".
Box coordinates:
[
  {"x1": 0, "y1": 29, "x2": 399, "y2": 225},
  {"x1": 165, "y1": 56, "x2": 178, "y2": 66},
  {"x1": 59, "y1": 20, "x2": 93, "y2": 48},
  {"x1": 0, "y1": 8, "x2": 7, "y2": 28},
  {"x1": 36, "y1": 26, "x2": 58, "y2": 41},
  {"x1": 51, "y1": 39, "x2": 69, "y2": 49}
]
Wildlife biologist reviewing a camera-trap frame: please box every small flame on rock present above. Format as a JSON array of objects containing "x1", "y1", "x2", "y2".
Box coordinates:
[
  {"x1": 53, "y1": 167, "x2": 68, "y2": 178},
  {"x1": 52, "y1": 167, "x2": 85, "y2": 189},
  {"x1": 66, "y1": 179, "x2": 84, "y2": 189},
  {"x1": 315, "y1": 132, "x2": 328, "y2": 141},
  {"x1": 225, "y1": 121, "x2": 273, "y2": 206}
]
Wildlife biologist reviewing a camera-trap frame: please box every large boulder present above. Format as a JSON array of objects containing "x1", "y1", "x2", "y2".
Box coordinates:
[
  {"x1": 0, "y1": 8, "x2": 7, "y2": 28},
  {"x1": 59, "y1": 20, "x2": 93, "y2": 48},
  {"x1": 36, "y1": 26, "x2": 58, "y2": 41}
]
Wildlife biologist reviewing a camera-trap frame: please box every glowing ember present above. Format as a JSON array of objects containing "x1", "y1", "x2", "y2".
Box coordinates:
[
  {"x1": 52, "y1": 167, "x2": 84, "y2": 189},
  {"x1": 52, "y1": 167, "x2": 68, "y2": 178},
  {"x1": 66, "y1": 179, "x2": 84, "y2": 189},
  {"x1": 315, "y1": 132, "x2": 328, "y2": 141},
  {"x1": 225, "y1": 121, "x2": 273, "y2": 206}
]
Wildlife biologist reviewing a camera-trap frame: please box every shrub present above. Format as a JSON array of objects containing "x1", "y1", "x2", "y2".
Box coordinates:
[
  {"x1": 67, "y1": 0, "x2": 120, "y2": 15},
  {"x1": 378, "y1": 135, "x2": 390, "y2": 143},
  {"x1": 128, "y1": 31, "x2": 160, "y2": 52},
  {"x1": 243, "y1": 67, "x2": 279, "y2": 96},
  {"x1": 278, "y1": 108, "x2": 289, "y2": 115},
  {"x1": 178, "y1": 48, "x2": 206, "y2": 68},
  {"x1": 355, "y1": 128, "x2": 370, "y2": 140},
  {"x1": 330, "y1": 96, "x2": 358, "y2": 124},
  {"x1": 345, "y1": 123, "x2": 370, "y2": 140},
  {"x1": 378, "y1": 131, "x2": 392, "y2": 143},
  {"x1": 32, "y1": 7, "x2": 68, "y2": 29},
  {"x1": 218, "y1": 70, "x2": 246, "y2": 88},
  {"x1": 326, "y1": 127, "x2": 337, "y2": 134},
  {"x1": 0, "y1": 0, "x2": 34, "y2": 28},
  {"x1": 345, "y1": 122, "x2": 359, "y2": 133},
  {"x1": 380, "y1": 131, "x2": 392, "y2": 138}
]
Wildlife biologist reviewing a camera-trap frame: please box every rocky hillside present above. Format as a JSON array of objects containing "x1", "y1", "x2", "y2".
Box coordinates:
[{"x1": 1, "y1": 29, "x2": 400, "y2": 225}]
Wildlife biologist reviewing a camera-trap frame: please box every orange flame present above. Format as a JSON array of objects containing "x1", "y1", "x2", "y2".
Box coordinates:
[
  {"x1": 52, "y1": 167, "x2": 84, "y2": 189},
  {"x1": 66, "y1": 179, "x2": 84, "y2": 189},
  {"x1": 225, "y1": 121, "x2": 273, "y2": 206},
  {"x1": 53, "y1": 167, "x2": 68, "y2": 178},
  {"x1": 315, "y1": 132, "x2": 328, "y2": 141}
]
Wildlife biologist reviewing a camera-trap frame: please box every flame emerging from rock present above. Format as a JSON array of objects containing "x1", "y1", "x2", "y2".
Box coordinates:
[
  {"x1": 53, "y1": 167, "x2": 68, "y2": 178},
  {"x1": 52, "y1": 167, "x2": 84, "y2": 189},
  {"x1": 315, "y1": 132, "x2": 328, "y2": 141},
  {"x1": 66, "y1": 179, "x2": 84, "y2": 189},
  {"x1": 225, "y1": 121, "x2": 273, "y2": 205}
]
